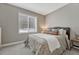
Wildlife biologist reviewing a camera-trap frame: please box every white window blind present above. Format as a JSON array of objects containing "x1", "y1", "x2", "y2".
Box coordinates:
[{"x1": 19, "y1": 13, "x2": 37, "y2": 33}]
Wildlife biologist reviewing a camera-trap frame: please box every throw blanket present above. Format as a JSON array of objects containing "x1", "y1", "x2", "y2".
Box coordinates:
[
  {"x1": 31, "y1": 33, "x2": 61, "y2": 53},
  {"x1": 28, "y1": 33, "x2": 70, "y2": 54}
]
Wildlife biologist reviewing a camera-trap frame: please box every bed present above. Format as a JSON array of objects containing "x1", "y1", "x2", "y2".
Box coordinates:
[{"x1": 27, "y1": 27, "x2": 70, "y2": 55}]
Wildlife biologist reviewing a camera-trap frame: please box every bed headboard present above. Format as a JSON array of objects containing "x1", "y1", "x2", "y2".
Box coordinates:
[{"x1": 48, "y1": 27, "x2": 70, "y2": 40}]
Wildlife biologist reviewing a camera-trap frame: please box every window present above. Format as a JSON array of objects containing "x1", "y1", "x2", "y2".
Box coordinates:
[{"x1": 19, "y1": 13, "x2": 37, "y2": 33}]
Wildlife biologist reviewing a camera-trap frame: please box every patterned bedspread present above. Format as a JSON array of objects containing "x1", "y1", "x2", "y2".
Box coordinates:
[{"x1": 28, "y1": 33, "x2": 70, "y2": 55}]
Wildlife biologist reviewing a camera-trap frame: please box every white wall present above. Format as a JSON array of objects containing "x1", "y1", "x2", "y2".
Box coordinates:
[{"x1": 46, "y1": 3, "x2": 79, "y2": 34}]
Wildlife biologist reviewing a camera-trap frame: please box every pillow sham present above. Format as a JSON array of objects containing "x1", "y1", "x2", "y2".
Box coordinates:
[
  {"x1": 46, "y1": 32, "x2": 58, "y2": 35},
  {"x1": 51, "y1": 29, "x2": 58, "y2": 32},
  {"x1": 59, "y1": 29, "x2": 66, "y2": 35},
  {"x1": 46, "y1": 29, "x2": 59, "y2": 35}
]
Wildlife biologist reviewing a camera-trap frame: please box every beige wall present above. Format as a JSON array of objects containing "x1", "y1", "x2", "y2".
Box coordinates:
[
  {"x1": 2, "y1": 3, "x2": 79, "y2": 44},
  {"x1": 46, "y1": 3, "x2": 79, "y2": 35},
  {"x1": 0, "y1": 3, "x2": 45, "y2": 44}
]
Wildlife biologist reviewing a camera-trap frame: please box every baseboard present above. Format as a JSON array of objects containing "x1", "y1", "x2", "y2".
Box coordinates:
[{"x1": 1, "y1": 40, "x2": 25, "y2": 48}]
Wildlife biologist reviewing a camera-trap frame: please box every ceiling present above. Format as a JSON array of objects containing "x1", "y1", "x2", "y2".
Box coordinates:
[{"x1": 10, "y1": 3, "x2": 68, "y2": 15}]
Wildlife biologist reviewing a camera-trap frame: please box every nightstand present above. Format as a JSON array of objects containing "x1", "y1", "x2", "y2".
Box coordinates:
[{"x1": 71, "y1": 39, "x2": 79, "y2": 49}]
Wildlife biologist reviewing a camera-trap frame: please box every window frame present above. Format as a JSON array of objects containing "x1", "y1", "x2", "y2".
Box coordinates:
[{"x1": 18, "y1": 13, "x2": 37, "y2": 34}]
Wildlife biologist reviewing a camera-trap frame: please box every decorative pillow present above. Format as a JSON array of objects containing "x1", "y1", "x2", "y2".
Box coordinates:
[
  {"x1": 59, "y1": 29, "x2": 66, "y2": 35},
  {"x1": 45, "y1": 28, "x2": 59, "y2": 35},
  {"x1": 46, "y1": 32, "x2": 58, "y2": 35},
  {"x1": 46, "y1": 30, "x2": 58, "y2": 35},
  {"x1": 51, "y1": 29, "x2": 58, "y2": 32}
]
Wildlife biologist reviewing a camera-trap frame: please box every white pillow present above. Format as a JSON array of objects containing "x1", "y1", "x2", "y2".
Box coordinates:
[
  {"x1": 51, "y1": 29, "x2": 55, "y2": 32},
  {"x1": 51, "y1": 29, "x2": 58, "y2": 32},
  {"x1": 59, "y1": 29, "x2": 66, "y2": 35}
]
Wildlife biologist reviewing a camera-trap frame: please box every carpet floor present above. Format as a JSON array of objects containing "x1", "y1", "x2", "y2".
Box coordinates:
[
  {"x1": 0, "y1": 43, "x2": 79, "y2": 55},
  {"x1": 0, "y1": 43, "x2": 34, "y2": 55}
]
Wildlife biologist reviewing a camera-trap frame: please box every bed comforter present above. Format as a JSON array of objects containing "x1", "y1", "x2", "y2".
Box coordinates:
[{"x1": 28, "y1": 33, "x2": 70, "y2": 55}]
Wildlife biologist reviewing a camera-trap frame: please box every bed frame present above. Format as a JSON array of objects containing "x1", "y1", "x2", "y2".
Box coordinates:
[{"x1": 48, "y1": 27, "x2": 70, "y2": 40}]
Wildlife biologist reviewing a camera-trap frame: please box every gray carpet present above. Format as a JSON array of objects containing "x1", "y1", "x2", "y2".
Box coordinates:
[
  {"x1": 0, "y1": 43, "x2": 34, "y2": 55},
  {"x1": 0, "y1": 43, "x2": 79, "y2": 55},
  {"x1": 63, "y1": 48, "x2": 79, "y2": 55}
]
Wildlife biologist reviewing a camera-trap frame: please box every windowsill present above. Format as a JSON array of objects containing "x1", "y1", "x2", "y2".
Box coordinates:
[
  {"x1": 19, "y1": 29, "x2": 37, "y2": 34},
  {"x1": 19, "y1": 30, "x2": 28, "y2": 33}
]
